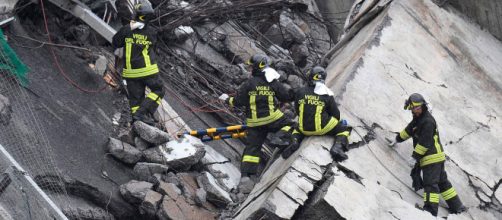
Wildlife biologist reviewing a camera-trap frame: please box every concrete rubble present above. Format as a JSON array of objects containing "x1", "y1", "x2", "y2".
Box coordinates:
[
  {"x1": 134, "y1": 136, "x2": 151, "y2": 151},
  {"x1": 133, "y1": 121, "x2": 171, "y2": 145},
  {"x1": 298, "y1": 169, "x2": 434, "y2": 219},
  {"x1": 197, "y1": 171, "x2": 233, "y2": 208},
  {"x1": 119, "y1": 180, "x2": 154, "y2": 205},
  {"x1": 133, "y1": 162, "x2": 170, "y2": 181},
  {"x1": 232, "y1": 0, "x2": 502, "y2": 219},
  {"x1": 233, "y1": 136, "x2": 334, "y2": 219},
  {"x1": 107, "y1": 137, "x2": 143, "y2": 164},
  {"x1": 142, "y1": 135, "x2": 205, "y2": 170},
  {"x1": 3, "y1": 0, "x2": 502, "y2": 219},
  {"x1": 201, "y1": 145, "x2": 241, "y2": 191},
  {"x1": 139, "y1": 190, "x2": 163, "y2": 217}
]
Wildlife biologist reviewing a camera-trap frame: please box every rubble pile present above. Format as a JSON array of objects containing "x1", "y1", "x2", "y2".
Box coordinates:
[
  {"x1": 105, "y1": 121, "x2": 244, "y2": 218},
  {"x1": 5, "y1": 0, "x2": 502, "y2": 219}
]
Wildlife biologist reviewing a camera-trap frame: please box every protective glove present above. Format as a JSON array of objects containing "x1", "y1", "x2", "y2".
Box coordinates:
[
  {"x1": 330, "y1": 140, "x2": 348, "y2": 162},
  {"x1": 410, "y1": 163, "x2": 423, "y2": 191},
  {"x1": 218, "y1": 93, "x2": 229, "y2": 101},
  {"x1": 281, "y1": 139, "x2": 300, "y2": 159}
]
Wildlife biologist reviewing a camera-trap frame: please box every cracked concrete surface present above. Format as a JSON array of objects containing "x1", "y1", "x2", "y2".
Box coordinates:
[
  {"x1": 314, "y1": 0, "x2": 502, "y2": 219},
  {"x1": 229, "y1": 0, "x2": 502, "y2": 219}
]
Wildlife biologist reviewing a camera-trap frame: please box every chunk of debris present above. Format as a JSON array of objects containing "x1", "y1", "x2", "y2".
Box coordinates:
[
  {"x1": 279, "y1": 12, "x2": 307, "y2": 45},
  {"x1": 93, "y1": 55, "x2": 108, "y2": 76},
  {"x1": 157, "y1": 181, "x2": 182, "y2": 199},
  {"x1": 0, "y1": 94, "x2": 12, "y2": 125},
  {"x1": 139, "y1": 190, "x2": 163, "y2": 218},
  {"x1": 298, "y1": 175, "x2": 435, "y2": 219},
  {"x1": 201, "y1": 145, "x2": 240, "y2": 191},
  {"x1": 142, "y1": 136, "x2": 205, "y2": 170},
  {"x1": 107, "y1": 137, "x2": 143, "y2": 164},
  {"x1": 156, "y1": 194, "x2": 216, "y2": 220},
  {"x1": 133, "y1": 121, "x2": 170, "y2": 145},
  {"x1": 195, "y1": 188, "x2": 207, "y2": 206},
  {"x1": 197, "y1": 171, "x2": 233, "y2": 208},
  {"x1": 133, "y1": 162, "x2": 170, "y2": 181},
  {"x1": 134, "y1": 137, "x2": 151, "y2": 151},
  {"x1": 233, "y1": 136, "x2": 333, "y2": 219},
  {"x1": 119, "y1": 180, "x2": 154, "y2": 205}
]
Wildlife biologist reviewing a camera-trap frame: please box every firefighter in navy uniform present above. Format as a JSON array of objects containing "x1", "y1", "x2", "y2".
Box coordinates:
[
  {"x1": 391, "y1": 93, "x2": 466, "y2": 216},
  {"x1": 112, "y1": 0, "x2": 164, "y2": 125},
  {"x1": 281, "y1": 66, "x2": 351, "y2": 161},
  {"x1": 219, "y1": 54, "x2": 293, "y2": 191}
]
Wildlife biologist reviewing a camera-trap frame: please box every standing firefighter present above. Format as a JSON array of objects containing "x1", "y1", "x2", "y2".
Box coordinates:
[
  {"x1": 112, "y1": 0, "x2": 163, "y2": 125},
  {"x1": 391, "y1": 93, "x2": 466, "y2": 216},
  {"x1": 282, "y1": 66, "x2": 351, "y2": 161},
  {"x1": 219, "y1": 54, "x2": 293, "y2": 191}
]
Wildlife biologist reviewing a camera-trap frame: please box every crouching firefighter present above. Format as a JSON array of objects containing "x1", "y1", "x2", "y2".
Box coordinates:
[
  {"x1": 219, "y1": 54, "x2": 293, "y2": 192},
  {"x1": 390, "y1": 93, "x2": 466, "y2": 216},
  {"x1": 281, "y1": 66, "x2": 351, "y2": 161},
  {"x1": 112, "y1": 0, "x2": 164, "y2": 125}
]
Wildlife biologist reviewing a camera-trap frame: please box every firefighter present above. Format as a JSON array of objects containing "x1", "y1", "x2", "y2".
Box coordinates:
[
  {"x1": 390, "y1": 93, "x2": 466, "y2": 216},
  {"x1": 112, "y1": 0, "x2": 163, "y2": 125},
  {"x1": 281, "y1": 66, "x2": 351, "y2": 161},
  {"x1": 219, "y1": 54, "x2": 293, "y2": 192}
]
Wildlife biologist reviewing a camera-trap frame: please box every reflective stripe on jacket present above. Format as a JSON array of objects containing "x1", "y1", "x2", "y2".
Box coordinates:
[
  {"x1": 294, "y1": 86, "x2": 340, "y2": 135},
  {"x1": 112, "y1": 25, "x2": 159, "y2": 78},
  {"x1": 397, "y1": 111, "x2": 446, "y2": 167},
  {"x1": 228, "y1": 73, "x2": 292, "y2": 127}
]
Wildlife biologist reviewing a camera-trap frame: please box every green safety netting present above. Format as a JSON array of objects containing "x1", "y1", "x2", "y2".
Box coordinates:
[{"x1": 0, "y1": 29, "x2": 29, "y2": 85}]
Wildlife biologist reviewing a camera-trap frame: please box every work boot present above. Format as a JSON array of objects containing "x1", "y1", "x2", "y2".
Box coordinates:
[
  {"x1": 281, "y1": 138, "x2": 300, "y2": 159},
  {"x1": 450, "y1": 205, "x2": 467, "y2": 214},
  {"x1": 447, "y1": 197, "x2": 467, "y2": 214},
  {"x1": 238, "y1": 176, "x2": 256, "y2": 194},
  {"x1": 133, "y1": 113, "x2": 156, "y2": 126},
  {"x1": 330, "y1": 139, "x2": 348, "y2": 162}
]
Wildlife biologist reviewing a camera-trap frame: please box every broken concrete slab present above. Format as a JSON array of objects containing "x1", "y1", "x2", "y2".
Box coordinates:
[
  {"x1": 119, "y1": 180, "x2": 154, "y2": 205},
  {"x1": 157, "y1": 181, "x2": 182, "y2": 199},
  {"x1": 177, "y1": 172, "x2": 200, "y2": 203},
  {"x1": 298, "y1": 174, "x2": 435, "y2": 220},
  {"x1": 195, "y1": 21, "x2": 265, "y2": 64},
  {"x1": 0, "y1": 94, "x2": 12, "y2": 126},
  {"x1": 201, "y1": 145, "x2": 240, "y2": 191},
  {"x1": 446, "y1": 207, "x2": 501, "y2": 220},
  {"x1": 279, "y1": 12, "x2": 307, "y2": 45},
  {"x1": 197, "y1": 171, "x2": 233, "y2": 208},
  {"x1": 134, "y1": 137, "x2": 151, "y2": 151},
  {"x1": 133, "y1": 121, "x2": 170, "y2": 145},
  {"x1": 157, "y1": 195, "x2": 217, "y2": 220},
  {"x1": 195, "y1": 188, "x2": 207, "y2": 206},
  {"x1": 133, "y1": 162, "x2": 170, "y2": 181},
  {"x1": 139, "y1": 190, "x2": 163, "y2": 218},
  {"x1": 107, "y1": 137, "x2": 143, "y2": 164},
  {"x1": 323, "y1": 0, "x2": 502, "y2": 218},
  {"x1": 142, "y1": 136, "x2": 205, "y2": 170},
  {"x1": 233, "y1": 136, "x2": 334, "y2": 219}
]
